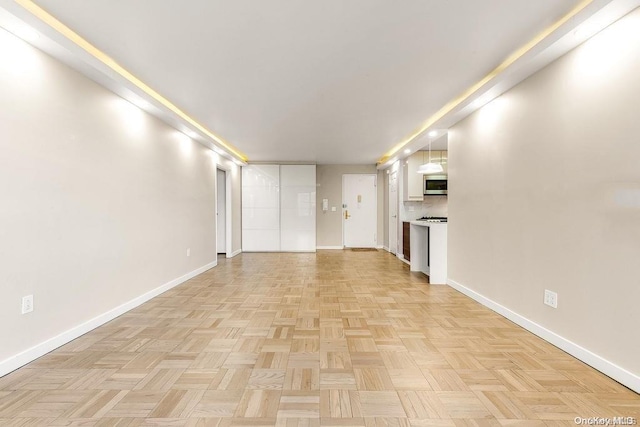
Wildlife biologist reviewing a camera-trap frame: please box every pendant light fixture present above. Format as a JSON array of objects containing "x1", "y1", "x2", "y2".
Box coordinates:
[{"x1": 416, "y1": 140, "x2": 443, "y2": 174}]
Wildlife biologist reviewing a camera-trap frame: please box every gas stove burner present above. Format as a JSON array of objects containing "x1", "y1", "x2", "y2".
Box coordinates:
[{"x1": 417, "y1": 216, "x2": 447, "y2": 222}]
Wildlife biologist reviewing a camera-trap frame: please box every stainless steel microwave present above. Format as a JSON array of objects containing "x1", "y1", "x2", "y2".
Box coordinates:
[{"x1": 424, "y1": 175, "x2": 448, "y2": 195}]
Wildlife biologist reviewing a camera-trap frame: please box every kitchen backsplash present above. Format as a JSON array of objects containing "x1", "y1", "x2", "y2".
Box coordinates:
[{"x1": 401, "y1": 196, "x2": 448, "y2": 221}]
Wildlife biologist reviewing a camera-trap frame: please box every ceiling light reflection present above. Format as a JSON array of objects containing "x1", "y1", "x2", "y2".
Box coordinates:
[
  {"x1": 113, "y1": 98, "x2": 146, "y2": 135},
  {"x1": 0, "y1": 27, "x2": 41, "y2": 76},
  {"x1": 572, "y1": 12, "x2": 640, "y2": 81},
  {"x1": 12, "y1": 26, "x2": 40, "y2": 42}
]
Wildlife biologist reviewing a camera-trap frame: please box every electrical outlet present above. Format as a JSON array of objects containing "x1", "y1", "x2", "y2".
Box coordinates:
[
  {"x1": 544, "y1": 289, "x2": 558, "y2": 308},
  {"x1": 22, "y1": 295, "x2": 33, "y2": 314},
  {"x1": 187, "y1": 248, "x2": 191, "y2": 257}
]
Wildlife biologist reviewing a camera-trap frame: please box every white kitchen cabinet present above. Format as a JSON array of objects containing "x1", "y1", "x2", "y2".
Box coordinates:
[{"x1": 403, "y1": 152, "x2": 425, "y2": 201}]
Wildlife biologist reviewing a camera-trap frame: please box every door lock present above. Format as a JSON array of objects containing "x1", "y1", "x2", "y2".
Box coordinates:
[{"x1": 344, "y1": 210, "x2": 351, "y2": 219}]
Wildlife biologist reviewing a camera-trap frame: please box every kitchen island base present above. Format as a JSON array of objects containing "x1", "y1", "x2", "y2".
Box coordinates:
[{"x1": 409, "y1": 221, "x2": 447, "y2": 284}]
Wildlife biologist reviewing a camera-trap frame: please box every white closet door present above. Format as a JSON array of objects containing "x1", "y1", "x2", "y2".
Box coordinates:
[
  {"x1": 242, "y1": 165, "x2": 280, "y2": 251},
  {"x1": 280, "y1": 165, "x2": 316, "y2": 252}
]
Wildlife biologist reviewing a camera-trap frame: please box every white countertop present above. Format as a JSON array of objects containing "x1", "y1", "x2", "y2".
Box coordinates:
[{"x1": 410, "y1": 220, "x2": 448, "y2": 227}]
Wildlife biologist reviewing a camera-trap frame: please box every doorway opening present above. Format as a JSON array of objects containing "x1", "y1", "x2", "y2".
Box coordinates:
[
  {"x1": 216, "y1": 167, "x2": 232, "y2": 256},
  {"x1": 388, "y1": 170, "x2": 398, "y2": 254}
]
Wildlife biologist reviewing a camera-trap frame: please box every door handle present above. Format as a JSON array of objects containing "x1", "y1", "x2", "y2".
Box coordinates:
[
  {"x1": 344, "y1": 210, "x2": 351, "y2": 219},
  {"x1": 391, "y1": 215, "x2": 397, "y2": 218}
]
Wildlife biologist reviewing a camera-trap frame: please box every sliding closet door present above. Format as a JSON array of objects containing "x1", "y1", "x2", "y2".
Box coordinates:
[
  {"x1": 242, "y1": 165, "x2": 280, "y2": 251},
  {"x1": 280, "y1": 165, "x2": 316, "y2": 252}
]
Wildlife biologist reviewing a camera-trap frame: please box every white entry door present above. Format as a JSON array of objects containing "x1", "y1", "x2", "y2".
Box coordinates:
[
  {"x1": 389, "y1": 170, "x2": 398, "y2": 254},
  {"x1": 343, "y1": 174, "x2": 377, "y2": 248}
]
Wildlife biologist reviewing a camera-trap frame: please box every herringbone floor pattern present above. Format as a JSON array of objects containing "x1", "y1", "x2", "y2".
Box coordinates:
[{"x1": 0, "y1": 250, "x2": 638, "y2": 426}]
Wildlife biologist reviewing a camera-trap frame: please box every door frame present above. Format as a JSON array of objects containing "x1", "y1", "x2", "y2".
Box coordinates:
[
  {"x1": 388, "y1": 170, "x2": 398, "y2": 254},
  {"x1": 342, "y1": 173, "x2": 378, "y2": 248},
  {"x1": 216, "y1": 165, "x2": 233, "y2": 257}
]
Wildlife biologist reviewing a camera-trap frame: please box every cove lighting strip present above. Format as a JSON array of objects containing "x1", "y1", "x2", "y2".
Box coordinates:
[
  {"x1": 378, "y1": 0, "x2": 596, "y2": 165},
  {"x1": 15, "y1": 0, "x2": 248, "y2": 163}
]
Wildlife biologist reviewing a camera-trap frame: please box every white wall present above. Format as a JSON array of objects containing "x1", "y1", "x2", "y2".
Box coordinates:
[
  {"x1": 448, "y1": 8, "x2": 640, "y2": 390},
  {"x1": 0, "y1": 28, "x2": 241, "y2": 373}
]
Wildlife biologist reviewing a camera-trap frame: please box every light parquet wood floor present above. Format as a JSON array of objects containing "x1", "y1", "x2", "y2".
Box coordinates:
[{"x1": 1, "y1": 250, "x2": 638, "y2": 426}]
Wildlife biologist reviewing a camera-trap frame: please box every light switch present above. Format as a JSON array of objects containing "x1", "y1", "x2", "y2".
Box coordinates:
[
  {"x1": 322, "y1": 199, "x2": 328, "y2": 211},
  {"x1": 331, "y1": 207, "x2": 336, "y2": 212}
]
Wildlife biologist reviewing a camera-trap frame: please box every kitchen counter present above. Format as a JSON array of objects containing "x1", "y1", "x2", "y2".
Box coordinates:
[{"x1": 409, "y1": 221, "x2": 448, "y2": 284}]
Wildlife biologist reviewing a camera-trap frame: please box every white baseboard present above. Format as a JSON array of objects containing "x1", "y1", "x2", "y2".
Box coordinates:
[
  {"x1": 396, "y1": 253, "x2": 410, "y2": 265},
  {"x1": 447, "y1": 278, "x2": 640, "y2": 394},
  {"x1": 227, "y1": 248, "x2": 242, "y2": 258},
  {"x1": 383, "y1": 246, "x2": 390, "y2": 252},
  {"x1": 0, "y1": 260, "x2": 218, "y2": 378},
  {"x1": 317, "y1": 246, "x2": 383, "y2": 250}
]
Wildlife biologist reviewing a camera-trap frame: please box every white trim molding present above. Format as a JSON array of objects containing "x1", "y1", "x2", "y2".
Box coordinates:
[
  {"x1": 447, "y1": 278, "x2": 640, "y2": 394},
  {"x1": 227, "y1": 248, "x2": 242, "y2": 258},
  {"x1": 316, "y1": 246, "x2": 344, "y2": 250},
  {"x1": 0, "y1": 260, "x2": 218, "y2": 378}
]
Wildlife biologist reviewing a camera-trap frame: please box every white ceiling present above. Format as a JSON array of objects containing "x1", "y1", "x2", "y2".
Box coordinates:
[{"x1": 31, "y1": 0, "x2": 582, "y2": 163}]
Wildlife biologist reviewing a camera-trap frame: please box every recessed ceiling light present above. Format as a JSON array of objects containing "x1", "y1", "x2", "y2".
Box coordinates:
[
  {"x1": 428, "y1": 131, "x2": 438, "y2": 138},
  {"x1": 404, "y1": 148, "x2": 411, "y2": 154}
]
